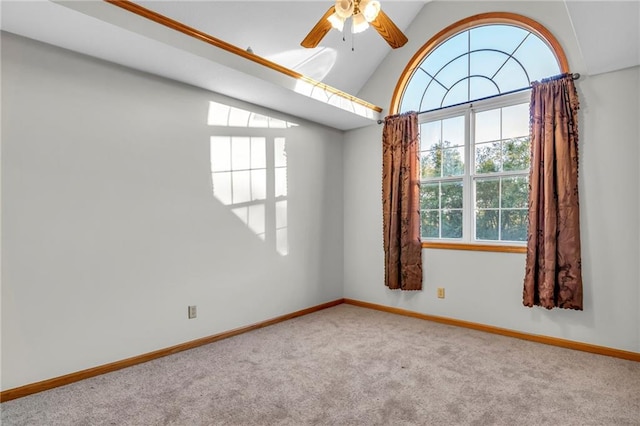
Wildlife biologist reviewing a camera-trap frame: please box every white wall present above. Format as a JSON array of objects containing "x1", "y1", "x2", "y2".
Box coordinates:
[
  {"x1": 1, "y1": 33, "x2": 344, "y2": 391},
  {"x1": 344, "y1": 2, "x2": 640, "y2": 352},
  {"x1": 2, "y1": 1, "x2": 638, "y2": 394}
]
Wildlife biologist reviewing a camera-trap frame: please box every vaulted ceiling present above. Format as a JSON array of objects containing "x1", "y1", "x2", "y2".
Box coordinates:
[{"x1": 2, "y1": 1, "x2": 638, "y2": 130}]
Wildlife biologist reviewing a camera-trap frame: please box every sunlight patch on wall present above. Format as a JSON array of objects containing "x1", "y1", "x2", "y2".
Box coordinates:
[
  {"x1": 211, "y1": 136, "x2": 268, "y2": 239},
  {"x1": 266, "y1": 47, "x2": 337, "y2": 82},
  {"x1": 274, "y1": 137, "x2": 288, "y2": 256},
  {"x1": 293, "y1": 79, "x2": 378, "y2": 120},
  {"x1": 208, "y1": 102, "x2": 289, "y2": 256},
  {"x1": 208, "y1": 101, "x2": 298, "y2": 128}
]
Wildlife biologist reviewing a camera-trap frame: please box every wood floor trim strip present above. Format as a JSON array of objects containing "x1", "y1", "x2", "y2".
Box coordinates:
[
  {"x1": 343, "y1": 298, "x2": 640, "y2": 362},
  {"x1": 0, "y1": 299, "x2": 344, "y2": 402}
]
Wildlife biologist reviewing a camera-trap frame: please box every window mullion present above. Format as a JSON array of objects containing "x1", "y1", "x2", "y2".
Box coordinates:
[
  {"x1": 438, "y1": 182, "x2": 443, "y2": 239},
  {"x1": 439, "y1": 124, "x2": 443, "y2": 239},
  {"x1": 498, "y1": 177, "x2": 503, "y2": 241},
  {"x1": 464, "y1": 107, "x2": 473, "y2": 242}
]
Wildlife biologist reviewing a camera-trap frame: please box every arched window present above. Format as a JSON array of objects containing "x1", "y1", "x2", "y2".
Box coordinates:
[{"x1": 391, "y1": 13, "x2": 569, "y2": 249}]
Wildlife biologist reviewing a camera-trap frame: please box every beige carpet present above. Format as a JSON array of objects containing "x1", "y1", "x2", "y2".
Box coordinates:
[{"x1": 2, "y1": 304, "x2": 639, "y2": 425}]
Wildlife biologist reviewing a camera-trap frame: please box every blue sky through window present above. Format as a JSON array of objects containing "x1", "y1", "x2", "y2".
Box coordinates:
[{"x1": 400, "y1": 24, "x2": 560, "y2": 113}]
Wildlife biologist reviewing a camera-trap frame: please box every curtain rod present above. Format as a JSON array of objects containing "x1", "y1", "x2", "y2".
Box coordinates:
[{"x1": 378, "y1": 72, "x2": 581, "y2": 124}]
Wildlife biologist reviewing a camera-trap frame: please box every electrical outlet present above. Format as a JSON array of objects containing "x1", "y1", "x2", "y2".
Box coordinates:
[
  {"x1": 437, "y1": 288, "x2": 445, "y2": 299},
  {"x1": 188, "y1": 305, "x2": 197, "y2": 319}
]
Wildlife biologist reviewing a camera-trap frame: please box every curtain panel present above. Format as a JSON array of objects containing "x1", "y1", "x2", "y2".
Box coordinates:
[
  {"x1": 382, "y1": 112, "x2": 422, "y2": 291},
  {"x1": 523, "y1": 74, "x2": 583, "y2": 310}
]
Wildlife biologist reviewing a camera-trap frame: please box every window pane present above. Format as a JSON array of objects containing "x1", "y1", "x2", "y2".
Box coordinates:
[
  {"x1": 469, "y1": 76, "x2": 499, "y2": 101},
  {"x1": 438, "y1": 55, "x2": 469, "y2": 90},
  {"x1": 442, "y1": 116, "x2": 465, "y2": 147},
  {"x1": 501, "y1": 210, "x2": 528, "y2": 241},
  {"x1": 442, "y1": 210, "x2": 463, "y2": 238},
  {"x1": 470, "y1": 50, "x2": 506, "y2": 81},
  {"x1": 502, "y1": 137, "x2": 530, "y2": 171},
  {"x1": 442, "y1": 78, "x2": 469, "y2": 107},
  {"x1": 422, "y1": 210, "x2": 440, "y2": 238},
  {"x1": 476, "y1": 210, "x2": 499, "y2": 240},
  {"x1": 422, "y1": 83, "x2": 447, "y2": 112},
  {"x1": 441, "y1": 181, "x2": 463, "y2": 209},
  {"x1": 422, "y1": 32, "x2": 468, "y2": 77},
  {"x1": 493, "y1": 58, "x2": 529, "y2": 92},
  {"x1": 475, "y1": 109, "x2": 500, "y2": 143},
  {"x1": 470, "y1": 25, "x2": 529, "y2": 56},
  {"x1": 443, "y1": 147, "x2": 464, "y2": 176},
  {"x1": 513, "y1": 35, "x2": 560, "y2": 83},
  {"x1": 502, "y1": 176, "x2": 529, "y2": 208},
  {"x1": 421, "y1": 150, "x2": 441, "y2": 178},
  {"x1": 502, "y1": 103, "x2": 529, "y2": 139},
  {"x1": 475, "y1": 141, "x2": 501, "y2": 173},
  {"x1": 421, "y1": 184, "x2": 439, "y2": 210},
  {"x1": 475, "y1": 178, "x2": 499, "y2": 208},
  {"x1": 400, "y1": 68, "x2": 431, "y2": 113},
  {"x1": 421, "y1": 121, "x2": 441, "y2": 151}
]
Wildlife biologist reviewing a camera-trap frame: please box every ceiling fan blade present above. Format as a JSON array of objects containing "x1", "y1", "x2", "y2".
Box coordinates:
[
  {"x1": 370, "y1": 9, "x2": 408, "y2": 49},
  {"x1": 301, "y1": 6, "x2": 336, "y2": 48}
]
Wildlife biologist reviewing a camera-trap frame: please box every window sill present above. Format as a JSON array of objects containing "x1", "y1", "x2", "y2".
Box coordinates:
[{"x1": 421, "y1": 241, "x2": 526, "y2": 253}]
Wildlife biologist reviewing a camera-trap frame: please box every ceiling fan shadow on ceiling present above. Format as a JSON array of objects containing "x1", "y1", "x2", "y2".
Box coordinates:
[{"x1": 301, "y1": 0, "x2": 408, "y2": 49}]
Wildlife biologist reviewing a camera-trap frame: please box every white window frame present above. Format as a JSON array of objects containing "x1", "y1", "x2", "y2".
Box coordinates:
[{"x1": 419, "y1": 90, "x2": 530, "y2": 246}]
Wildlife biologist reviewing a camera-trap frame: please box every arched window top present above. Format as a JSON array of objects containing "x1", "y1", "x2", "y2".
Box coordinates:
[{"x1": 392, "y1": 13, "x2": 569, "y2": 114}]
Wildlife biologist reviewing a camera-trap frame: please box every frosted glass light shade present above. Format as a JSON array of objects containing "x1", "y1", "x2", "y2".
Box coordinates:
[
  {"x1": 327, "y1": 12, "x2": 345, "y2": 31},
  {"x1": 361, "y1": 0, "x2": 381, "y2": 22},
  {"x1": 351, "y1": 12, "x2": 369, "y2": 33}
]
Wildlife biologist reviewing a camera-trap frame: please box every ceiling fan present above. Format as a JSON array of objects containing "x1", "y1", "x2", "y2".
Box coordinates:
[{"x1": 301, "y1": 0, "x2": 408, "y2": 49}]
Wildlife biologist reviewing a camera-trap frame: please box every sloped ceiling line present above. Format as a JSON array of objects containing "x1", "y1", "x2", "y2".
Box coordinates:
[{"x1": 105, "y1": 0, "x2": 382, "y2": 112}]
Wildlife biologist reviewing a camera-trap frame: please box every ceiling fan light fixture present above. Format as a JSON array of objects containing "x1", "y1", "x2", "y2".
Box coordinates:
[
  {"x1": 334, "y1": 0, "x2": 354, "y2": 19},
  {"x1": 351, "y1": 12, "x2": 369, "y2": 34},
  {"x1": 327, "y1": 12, "x2": 345, "y2": 31},
  {"x1": 301, "y1": 0, "x2": 407, "y2": 50},
  {"x1": 360, "y1": 0, "x2": 381, "y2": 22}
]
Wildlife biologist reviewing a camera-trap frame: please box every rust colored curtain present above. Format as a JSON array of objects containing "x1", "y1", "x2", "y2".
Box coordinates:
[
  {"x1": 523, "y1": 74, "x2": 583, "y2": 310},
  {"x1": 382, "y1": 112, "x2": 422, "y2": 291}
]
